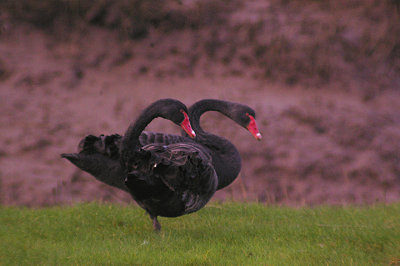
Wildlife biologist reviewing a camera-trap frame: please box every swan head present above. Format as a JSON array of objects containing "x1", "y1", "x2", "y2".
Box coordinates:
[
  {"x1": 229, "y1": 103, "x2": 262, "y2": 141},
  {"x1": 157, "y1": 99, "x2": 196, "y2": 138}
]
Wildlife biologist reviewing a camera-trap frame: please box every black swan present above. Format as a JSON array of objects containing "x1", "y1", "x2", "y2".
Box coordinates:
[
  {"x1": 120, "y1": 99, "x2": 217, "y2": 231},
  {"x1": 62, "y1": 99, "x2": 261, "y2": 192},
  {"x1": 182, "y1": 99, "x2": 262, "y2": 189},
  {"x1": 63, "y1": 99, "x2": 218, "y2": 231}
]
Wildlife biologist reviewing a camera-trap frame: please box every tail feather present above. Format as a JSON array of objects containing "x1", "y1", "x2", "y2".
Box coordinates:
[
  {"x1": 61, "y1": 152, "x2": 127, "y2": 192},
  {"x1": 78, "y1": 134, "x2": 122, "y2": 159}
]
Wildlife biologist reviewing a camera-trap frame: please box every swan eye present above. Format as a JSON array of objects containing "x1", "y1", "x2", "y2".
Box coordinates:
[{"x1": 245, "y1": 113, "x2": 252, "y2": 123}]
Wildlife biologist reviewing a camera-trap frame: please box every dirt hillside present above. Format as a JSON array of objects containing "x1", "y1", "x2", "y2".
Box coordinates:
[{"x1": 0, "y1": 0, "x2": 399, "y2": 206}]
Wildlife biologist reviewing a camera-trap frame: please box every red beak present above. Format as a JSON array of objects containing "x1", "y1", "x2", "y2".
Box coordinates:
[
  {"x1": 246, "y1": 114, "x2": 262, "y2": 140},
  {"x1": 180, "y1": 111, "x2": 196, "y2": 138}
]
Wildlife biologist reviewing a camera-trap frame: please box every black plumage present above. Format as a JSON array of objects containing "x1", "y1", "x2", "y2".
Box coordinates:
[
  {"x1": 182, "y1": 99, "x2": 262, "y2": 189},
  {"x1": 62, "y1": 99, "x2": 261, "y2": 194},
  {"x1": 63, "y1": 99, "x2": 218, "y2": 231}
]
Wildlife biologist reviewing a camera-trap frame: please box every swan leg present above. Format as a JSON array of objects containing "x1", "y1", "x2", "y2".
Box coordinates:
[{"x1": 150, "y1": 214, "x2": 161, "y2": 232}]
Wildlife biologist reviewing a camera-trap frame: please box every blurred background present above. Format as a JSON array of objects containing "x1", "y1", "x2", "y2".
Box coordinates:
[{"x1": 0, "y1": 0, "x2": 399, "y2": 206}]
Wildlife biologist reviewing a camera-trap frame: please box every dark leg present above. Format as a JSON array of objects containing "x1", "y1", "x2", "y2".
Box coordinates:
[{"x1": 149, "y1": 214, "x2": 161, "y2": 232}]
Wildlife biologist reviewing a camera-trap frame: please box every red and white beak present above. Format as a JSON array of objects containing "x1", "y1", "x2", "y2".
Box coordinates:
[
  {"x1": 180, "y1": 111, "x2": 196, "y2": 138},
  {"x1": 246, "y1": 114, "x2": 262, "y2": 140}
]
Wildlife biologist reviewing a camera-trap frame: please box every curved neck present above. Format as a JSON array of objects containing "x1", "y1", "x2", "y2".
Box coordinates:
[
  {"x1": 122, "y1": 102, "x2": 164, "y2": 151},
  {"x1": 189, "y1": 100, "x2": 233, "y2": 137},
  {"x1": 188, "y1": 99, "x2": 242, "y2": 189}
]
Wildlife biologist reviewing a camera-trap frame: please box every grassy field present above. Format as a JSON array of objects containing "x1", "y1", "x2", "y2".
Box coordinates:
[{"x1": 1, "y1": 203, "x2": 399, "y2": 265}]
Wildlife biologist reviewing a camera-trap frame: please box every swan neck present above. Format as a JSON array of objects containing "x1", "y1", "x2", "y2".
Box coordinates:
[
  {"x1": 123, "y1": 103, "x2": 161, "y2": 149},
  {"x1": 189, "y1": 100, "x2": 231, "y2": 136}
]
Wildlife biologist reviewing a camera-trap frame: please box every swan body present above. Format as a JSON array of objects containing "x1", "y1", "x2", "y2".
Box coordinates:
[
  {"x1": 62, "y1": 99, "x2": 218, "y2": 231},
  {"x1": 125, "y1": 142, "x2": 217, "y2": 218}
]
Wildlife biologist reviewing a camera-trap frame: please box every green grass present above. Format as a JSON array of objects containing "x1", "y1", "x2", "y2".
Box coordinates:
[{"x1": 1, "y1": 203, "x2": 399, "y2": 265}]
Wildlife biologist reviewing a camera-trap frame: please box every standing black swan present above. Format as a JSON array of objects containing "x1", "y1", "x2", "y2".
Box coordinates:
[
  {"x1": 63, "y1": 99, "x2": 218, "y2": 231},
  {"x1": 181, "y1": 99, "x2": 261, "y2": 189},
  {"x1": 62, "y1": 99, "x2": 261, "y2": 193}
]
